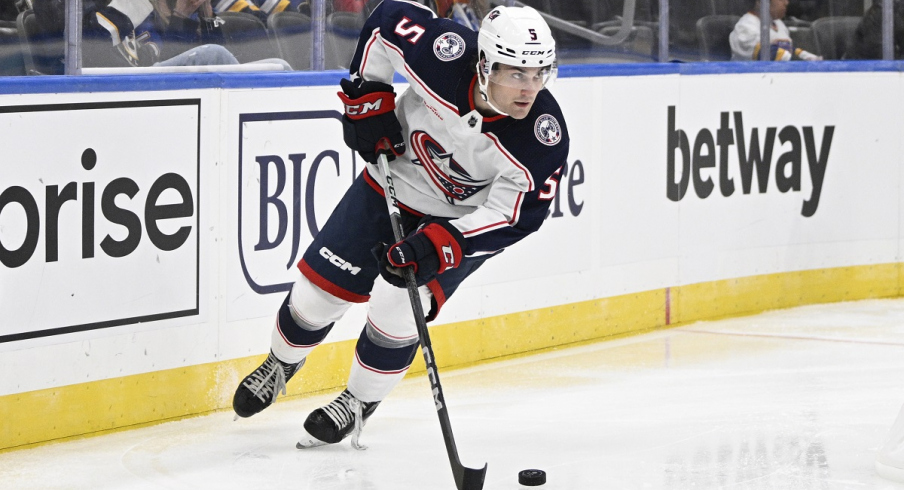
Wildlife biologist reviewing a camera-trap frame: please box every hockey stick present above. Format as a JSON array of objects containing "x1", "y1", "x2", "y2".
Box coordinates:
[{"x1": 376, "y1": 152, "x2": 487, "y2": 490}]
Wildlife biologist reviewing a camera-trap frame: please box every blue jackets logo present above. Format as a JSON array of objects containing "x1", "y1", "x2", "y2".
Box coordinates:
[
  {"x1": 434, "y1": 32, "x2": 466, "y2": 61},
  {"x1": 535, "y1": 114, "x2": 562, "y2": 146}
]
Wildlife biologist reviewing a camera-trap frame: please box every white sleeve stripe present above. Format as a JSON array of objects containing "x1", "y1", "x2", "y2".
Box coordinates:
[
  {"x1": 485, "y1": 132, "x2": 535, "y2": 191},
  {"x1": 467, "y1": 249, "x2": 503, "y2": 257},
  {"x1": 359, "y1": 28, "x2": 381, "y2": 78},
  {"x1": 460, "y1": 188, "x2": 524, "y2": 236},
  {"x1": 377, "y1": 35, "x2": 459, "y2": 114},
  {"x1": 462, "y1": 220, "x2": 509, "y2": 236},
  {"x1": 510, "y1": 191, "x2": 524, "y2": 225}
]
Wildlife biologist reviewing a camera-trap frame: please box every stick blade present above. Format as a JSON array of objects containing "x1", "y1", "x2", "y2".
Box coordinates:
[{"x1": 454, "y1": 463, "x2": 487, "y2": 490}]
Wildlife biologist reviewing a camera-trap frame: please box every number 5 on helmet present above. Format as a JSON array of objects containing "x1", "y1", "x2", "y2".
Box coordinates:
[{"x1": 337, "y1": 78, "x2": 407, "y2": 164}]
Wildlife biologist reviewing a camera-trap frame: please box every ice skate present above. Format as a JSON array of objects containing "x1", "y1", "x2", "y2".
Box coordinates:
[
  {"x1": 233, "y1": 351, "x2": 303, "y2": 418},
  {"x1": 296, "y1": 389, "x2": 380, "y2": 450}
]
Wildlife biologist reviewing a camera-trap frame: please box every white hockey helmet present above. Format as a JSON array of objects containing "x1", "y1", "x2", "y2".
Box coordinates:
[{"x1": 476, "y1": 6, "x2": 557, "y2": 114}]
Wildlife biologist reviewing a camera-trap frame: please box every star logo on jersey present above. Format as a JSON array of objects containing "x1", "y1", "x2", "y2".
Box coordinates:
[
  {"x1": 409, "y1": 130, "x2": 489, "y2": 204},
  {"x1": 434, "y1": 32, "x2": 466, "y2": 61},
  {"x1": 534, "y1": 114, "x2": 562, "y2": 146}
]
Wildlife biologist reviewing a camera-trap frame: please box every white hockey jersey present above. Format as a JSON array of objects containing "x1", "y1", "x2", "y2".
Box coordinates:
[
  {"x1": 349, "y1": 0, "x2": 570, "y2": 256},
  {"x1": 729, "y1": 13, "x2": 793, "y2": 61}
]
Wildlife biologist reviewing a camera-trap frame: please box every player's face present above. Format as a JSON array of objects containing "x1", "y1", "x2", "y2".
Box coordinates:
[{"x1": 487, "y1": 65, "x2": 549, "y2": 119}]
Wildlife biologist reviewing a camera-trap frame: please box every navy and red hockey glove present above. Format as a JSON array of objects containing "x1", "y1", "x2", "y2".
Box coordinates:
[
  {"x1": 337, "y1": 78, "x2": 406, "y2": 164},
  {"x1": 373, "y1": 218, "x2": 467, "y2": 288}
]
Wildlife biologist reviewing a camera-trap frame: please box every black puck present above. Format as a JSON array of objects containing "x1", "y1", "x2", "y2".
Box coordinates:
[{"x1": 518, "y1": 469, "x2": 546, "y2": 486}]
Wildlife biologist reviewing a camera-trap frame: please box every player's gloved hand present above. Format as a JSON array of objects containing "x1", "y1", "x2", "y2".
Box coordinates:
[
  {"x1": 337, "y1": 78, "x2": 406, "y2": 164},
  {"x1": 372, "y1": 218, "x2": 467, "y2": 288}
]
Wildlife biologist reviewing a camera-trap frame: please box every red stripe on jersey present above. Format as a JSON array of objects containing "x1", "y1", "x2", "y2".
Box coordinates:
[
  {"x1": 467, "y1": 75, "x2": 506, "y2": 122},
  {"x1": 297, "y1": 259, "x2": 370, "y2": 303},
  {"x1": 377, "y1": 36, "x2": 459, "y2": 114},
  {"x1": 462, "y1": 220, "x2": 508, "y2": 236},
  {"x1": 485, "y1": 132, "x2": 534, "y2": 191},
  {"x1": 425, "y1": 279, "x2": 445, "y2": 322},
  {"x1": 359, "y1": 28, "x2": 380, "y2": 77},
  {"x1": 509, "y1": 191, "x2": 524, "y2": 225},
  {"x1": 409, "y1": 131, "x2": 459, "y2": 201}
]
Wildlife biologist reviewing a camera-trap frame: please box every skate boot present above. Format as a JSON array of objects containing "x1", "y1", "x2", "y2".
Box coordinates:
[
  {"x1": 233, "y1": 351, "x2": 304, "y2": 418},
  {"x1": 297, "y1": 389, "x2": 380, "y2": 450}
]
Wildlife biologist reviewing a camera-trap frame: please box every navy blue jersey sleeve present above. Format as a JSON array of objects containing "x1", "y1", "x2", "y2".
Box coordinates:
[
  {"x1": 347, "y1": 0, "x2": 475, "y2": 91},
  {"x1": 348, "y1": 0, "x2": 436, "y2": 82}
]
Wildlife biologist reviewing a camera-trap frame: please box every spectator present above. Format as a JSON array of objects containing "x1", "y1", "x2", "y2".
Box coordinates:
[
  {"x1": 219, "y1": 0, "x2": 366, "y2": 19},
  {"x1": 31, "y1": 0, "x2": 290, "y2": 71},
  {"x1": 729, "y1": 0, "x2": 822, "y2": 60},
  {"x1": 212, "y1": 0, "x2": 275, "y2": 21},
  {"x1": 846, "y1": 0, "x2": 904, "y2": 59},
  {"x1": 133, "y1": 0, "x2": 291, "y2": 68}
]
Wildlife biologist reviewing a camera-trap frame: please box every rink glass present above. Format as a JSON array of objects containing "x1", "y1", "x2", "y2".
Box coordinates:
[{"x1": 14, "y1": 0, "x2": 894, "y2": 76}]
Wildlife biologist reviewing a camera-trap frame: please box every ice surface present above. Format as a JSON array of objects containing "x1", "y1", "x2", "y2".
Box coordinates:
[{"x1": 3, "y1": 299, "x2": 904, "y2": 489}]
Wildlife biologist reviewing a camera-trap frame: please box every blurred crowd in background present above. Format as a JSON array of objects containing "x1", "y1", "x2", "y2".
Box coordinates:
[{"x1": 0, "y1": 0, "x2": 897, "y2": 76}]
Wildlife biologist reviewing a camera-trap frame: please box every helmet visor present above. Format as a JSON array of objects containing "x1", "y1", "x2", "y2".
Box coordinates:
[{"x1": 486, "y1": 61, "x2": 557, "y2": 91}]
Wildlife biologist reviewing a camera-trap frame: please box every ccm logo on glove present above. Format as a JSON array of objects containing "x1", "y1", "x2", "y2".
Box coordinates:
[
  {"x1": 337, "y1": 78, "x2": 407, "y2": 164},
  {"x1": 341, "y1": 93, "x2": 394, "y2": 118}
]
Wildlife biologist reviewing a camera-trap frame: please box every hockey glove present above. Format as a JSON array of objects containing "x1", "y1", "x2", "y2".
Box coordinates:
[
  {"x1": 373, "y1": 218, "x2": 467, "y2": 288},
  {"x1": 338, "y1": 78, "x2": 406, "y2": 164}
]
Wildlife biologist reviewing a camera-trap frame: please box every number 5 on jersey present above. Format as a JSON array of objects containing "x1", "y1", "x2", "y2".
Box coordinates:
[{"x1": 395, "y1": 17, "x2": 426, "y2": 44}]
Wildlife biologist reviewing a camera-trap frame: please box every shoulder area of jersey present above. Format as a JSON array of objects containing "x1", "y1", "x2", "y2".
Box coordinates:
[
  {"x1": 430, "y1": 20, "x2": 479, "y2": 62},
  {"x1": 524, "y1": 91, "x2": 568, "y2": 147}
]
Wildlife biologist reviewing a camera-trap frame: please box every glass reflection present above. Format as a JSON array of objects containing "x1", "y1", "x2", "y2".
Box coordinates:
[{"x1": 3, "y1": 0, "x2": 901, "y2": 76}]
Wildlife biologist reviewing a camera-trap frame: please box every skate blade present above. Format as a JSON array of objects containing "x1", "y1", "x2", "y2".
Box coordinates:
[{"x1": 296, "y1": 435, "x2": 330, "y2": 449}]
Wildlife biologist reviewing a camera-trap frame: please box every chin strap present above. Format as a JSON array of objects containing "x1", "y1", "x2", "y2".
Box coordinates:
[{"x1": 477, "y1": 61, "x2": 509, "y2": 117}]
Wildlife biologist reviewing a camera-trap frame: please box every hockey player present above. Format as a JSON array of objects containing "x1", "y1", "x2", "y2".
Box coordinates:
[{"x1": 233, "y1": 0, "x2": 569, "y2": 448}]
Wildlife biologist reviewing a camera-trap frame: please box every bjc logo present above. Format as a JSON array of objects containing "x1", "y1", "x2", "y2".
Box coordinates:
[{"x1": 237, "y1": 111, "x2": 357, "y2": 294}]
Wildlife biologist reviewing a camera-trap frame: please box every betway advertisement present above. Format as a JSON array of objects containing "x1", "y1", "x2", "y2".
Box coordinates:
[
  {"x1": 0, "y1": 100, "x2": 201, "y2": 343},
  {"x1": 0, "y1": 69, "x2": 902, "y2": 399},
  {"x1": 595, "y1": 72, "x2": 903, "y2": 290}
]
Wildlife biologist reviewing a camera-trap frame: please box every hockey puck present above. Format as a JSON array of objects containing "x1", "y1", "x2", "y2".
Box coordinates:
[{"x1": 518, "y1": 469, "x2": 546, "y2": 486}]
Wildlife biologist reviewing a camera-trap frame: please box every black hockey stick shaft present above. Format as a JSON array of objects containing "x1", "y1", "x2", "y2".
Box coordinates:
[{"x1": 377, "y1": 153, "x2": 487, "y2": 490}]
